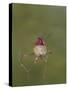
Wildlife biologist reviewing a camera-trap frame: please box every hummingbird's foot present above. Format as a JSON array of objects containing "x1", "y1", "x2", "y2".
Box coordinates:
[{"x1": 34, "y1": 57, "x2": 39, "y2": 63}]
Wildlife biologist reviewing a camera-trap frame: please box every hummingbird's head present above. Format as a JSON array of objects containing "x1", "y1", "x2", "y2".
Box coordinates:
[{"x1": 37, "y1": 37, "x2": 43, "y2": 40}]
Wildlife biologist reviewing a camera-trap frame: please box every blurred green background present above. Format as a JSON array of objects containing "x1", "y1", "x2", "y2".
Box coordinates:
[{"x1": 12, "y1": 3, "x2": 66, "y2": 86}]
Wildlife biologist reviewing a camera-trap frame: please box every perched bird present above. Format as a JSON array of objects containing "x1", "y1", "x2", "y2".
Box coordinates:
[
  {"x1": 33, "y1": 37, "x2": 47, "y2": 62},
  {"x1": 21, "y1": 37, "x2": 48, "y2": 63}
]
